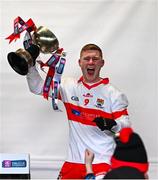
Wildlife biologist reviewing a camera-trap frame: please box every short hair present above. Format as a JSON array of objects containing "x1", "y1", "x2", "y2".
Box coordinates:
[{"x1": 80, "y1": 44, "x2": 103, "y2": 58}]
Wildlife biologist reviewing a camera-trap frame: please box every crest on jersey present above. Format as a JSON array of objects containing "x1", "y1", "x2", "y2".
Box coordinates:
[{"x1": 95, "y1": 98, "x2": 104, "y2": 109}]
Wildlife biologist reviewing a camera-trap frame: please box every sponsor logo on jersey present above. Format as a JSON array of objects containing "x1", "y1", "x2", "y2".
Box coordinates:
[
  {"x1": 83, "y1": 93, "x2": 93, "y2": 98},
  {"x1": 95, "y1": 98, "x2": 104, "y2": 109},
  {"x1": 72, "y1": 109, "x2": 81, "y2": 116},
  {"x1": 71, "y1": 109, "x2": 97, "y2": 120},
  {"x1": 71, "y1": 96, "x2": 79, "y2": 101},
  {"x1": 81, "y1": 112, "x2": 96, "y2": 119}
]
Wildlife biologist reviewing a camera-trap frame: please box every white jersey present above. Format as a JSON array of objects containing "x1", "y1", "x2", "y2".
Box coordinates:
[{"x1": 27, "y1": 67, "x2": 131, "y2": 165}]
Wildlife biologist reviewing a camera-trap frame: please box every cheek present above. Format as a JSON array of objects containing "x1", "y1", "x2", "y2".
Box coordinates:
[
  {"x1": 79, "y1": 62, "x2": 87, "y2": 68},
  {"x1": 96, "y1": 63, "x2": 103, "y2": 69},
  {"x1": 98, "y1": 61, "x2": 104, "y2": 68}
]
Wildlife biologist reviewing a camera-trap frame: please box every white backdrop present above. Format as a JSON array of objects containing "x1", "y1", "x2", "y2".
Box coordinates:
[{"x1": 0, "y1": 0, "x2": 157, "y2": 178}]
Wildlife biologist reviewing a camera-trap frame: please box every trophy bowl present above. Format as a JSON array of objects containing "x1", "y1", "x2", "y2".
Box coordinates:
[{"x1": 32, "y1": 26, "x2": 59, "y2": 54}]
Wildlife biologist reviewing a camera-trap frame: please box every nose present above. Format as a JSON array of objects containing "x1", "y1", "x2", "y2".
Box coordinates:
[{"x1": 88, "y1": 58, "x2": 94, "y2": 64}]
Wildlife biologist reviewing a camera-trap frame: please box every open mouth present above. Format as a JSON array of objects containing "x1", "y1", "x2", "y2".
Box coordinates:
[{"x1": 87, "y1": 68, "x2": 95, "y2": 75}]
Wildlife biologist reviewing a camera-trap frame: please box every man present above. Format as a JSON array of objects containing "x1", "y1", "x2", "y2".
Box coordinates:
[{"x1": 26, "y1": 44, "x2": 131, "y2": 179}]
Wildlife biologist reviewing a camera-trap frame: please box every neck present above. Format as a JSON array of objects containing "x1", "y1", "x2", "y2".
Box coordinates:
[{"x1": 83, "y1": 77, "x2": 102, "y2": 84}]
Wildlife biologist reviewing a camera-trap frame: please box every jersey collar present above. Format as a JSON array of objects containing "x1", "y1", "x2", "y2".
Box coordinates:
[{"x1": 78, "y1": 76, "x2": 109, "y2": 90}]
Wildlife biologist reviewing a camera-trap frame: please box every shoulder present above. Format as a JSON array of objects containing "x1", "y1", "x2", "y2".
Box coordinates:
[
  {"x1": 105, "y1": 82, "x2": 128, "y2": 102},
  {"x1": 61, "y1": 77, "x2": 78, "y2": 87},
  {"x1": 104, "y1": 82, "x2": 121, "y2": 95}
]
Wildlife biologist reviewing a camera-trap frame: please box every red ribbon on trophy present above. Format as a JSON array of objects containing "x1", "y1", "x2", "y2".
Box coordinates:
[
  {"x1": 38, "y1": 48, "x2": 66, "y2": 110},
  {"x1": 6, "y1": 16, "x2": 36, "y2": 44},
  {"x1": 40, "y1": 53, "x2": 61, "y2": 99}
]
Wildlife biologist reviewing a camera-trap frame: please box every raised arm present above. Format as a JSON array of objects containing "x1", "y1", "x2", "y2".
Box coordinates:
[{"x1": 26, "y1": 66, "x2": 44, "y2": 95}]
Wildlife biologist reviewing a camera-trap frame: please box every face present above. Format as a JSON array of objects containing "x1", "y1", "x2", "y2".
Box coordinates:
[{"x1": 78, "y1": 50, "x2": 104, "y2": 83}]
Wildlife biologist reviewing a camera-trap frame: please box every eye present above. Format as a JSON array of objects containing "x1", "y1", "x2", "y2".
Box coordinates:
[
  {"x1": 92, "y1": 57, "x2": 101, "y2": 62},
  {"x1": 82, "y1": 57, "x2": 101, "y2": 61},
  {"x1": 92, "y1": 57, "x2": 100, "y2": 61},
  {"x1": 83, "y1": 57, "x2": 90, "y2": 61}
]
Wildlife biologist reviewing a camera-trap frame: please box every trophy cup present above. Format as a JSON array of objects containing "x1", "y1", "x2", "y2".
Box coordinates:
[
  {"x1": 7, "y1": 26, "x2": 59, "y2": 75},
  {"x1": 32, "y1": 26, "x2": 59, "y2": 54}
]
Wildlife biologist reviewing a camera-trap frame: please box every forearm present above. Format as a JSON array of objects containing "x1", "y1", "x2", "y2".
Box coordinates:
[
  {"x1": 85, "y1": 149, "x2": 94, "y2": 175},
  {"x1": 26, "y1": 66, "x2": 44, "y2": 95},
  {"x1": 86, "y1": 163, "x2": 93, "y2": 174},
  {"x1": 112, "y1": 115, "x2": 131, "y2": 133}
]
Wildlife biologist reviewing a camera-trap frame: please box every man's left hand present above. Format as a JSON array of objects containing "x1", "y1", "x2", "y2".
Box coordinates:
[{"x1": 93, "y1": 117, "x2": 117, "y2": 131}]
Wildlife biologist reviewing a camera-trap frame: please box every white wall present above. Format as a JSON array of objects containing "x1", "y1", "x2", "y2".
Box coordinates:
[{"x1": 0, "y1": 0, "x2": 157, "y2": 178}]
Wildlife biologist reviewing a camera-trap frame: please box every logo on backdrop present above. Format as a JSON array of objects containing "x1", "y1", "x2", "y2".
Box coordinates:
[{"x1": 2, "y1": 160, "x2": 27, "y2": 168}]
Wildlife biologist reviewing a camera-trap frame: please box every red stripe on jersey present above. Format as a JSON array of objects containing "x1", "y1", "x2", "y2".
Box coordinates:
[
  {"x1": 64, "y1": 103, "x2": 128, "y2": 126},
  {"x1": 111, "y1": 157, "x2": 149, "y2": 173},
  {"x1": 112, "y1": 109, "x2": 128, "y2": 119}
]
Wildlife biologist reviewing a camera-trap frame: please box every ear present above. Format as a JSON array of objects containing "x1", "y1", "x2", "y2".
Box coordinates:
[
  {"x1": 78, "y1": 59, "x2": 81, "y2": 67},
  {"x1": 101, "y1": 59, "x2": 105, "y2": 67}
]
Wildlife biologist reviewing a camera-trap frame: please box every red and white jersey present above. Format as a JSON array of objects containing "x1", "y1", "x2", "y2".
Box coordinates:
[
  {"x1": 26, "y1": 67, "x2": 131, "y2": 165},
  {"x1": 59, "y1": 77, "x2": 130, "y2": 164}
]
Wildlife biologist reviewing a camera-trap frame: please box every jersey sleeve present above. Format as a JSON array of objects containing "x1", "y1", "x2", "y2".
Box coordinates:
[
  {"x1": 59, "y1": 77, "x2": 76, "y2": 102},
  {"x1": 110, "y1": 88, "x2": 131, "y2": 132},
  {"x1": 26, "y1": 66, "x2": 64, "y2": 100},
  {"x1": 26, "y1": 66, "x2": 44, "y2": 95}
]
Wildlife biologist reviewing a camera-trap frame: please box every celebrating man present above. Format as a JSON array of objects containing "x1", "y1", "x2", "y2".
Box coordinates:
[{"x1": 26, "y1": 43, "x2": 131, "y2": 179}]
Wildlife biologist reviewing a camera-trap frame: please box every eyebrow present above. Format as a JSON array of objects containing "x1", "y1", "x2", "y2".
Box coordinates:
[{"x1": 82, "y1": 56, "x2": 101, "y2": 59}]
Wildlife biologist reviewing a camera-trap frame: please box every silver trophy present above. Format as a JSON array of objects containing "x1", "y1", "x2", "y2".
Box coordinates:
[{"x1": 7, "y1": 26, "x2": 59, "y2": 75}]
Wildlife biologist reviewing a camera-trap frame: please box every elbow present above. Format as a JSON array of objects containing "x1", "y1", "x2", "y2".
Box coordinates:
[
  {"x1": 29, "y1": 87, "x2": 42, "y2": 95},
  {"x1": 114, "y1": 115, "x2": 131, "y2": 132}
]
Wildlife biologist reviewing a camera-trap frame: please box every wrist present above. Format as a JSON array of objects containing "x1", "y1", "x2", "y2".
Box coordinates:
[
  {"x1": 27, "y1": 66, "x2": 37, "y2": 74},
  {"x1": 86, "y1": 164, "x2": 93, "y2": 174}
]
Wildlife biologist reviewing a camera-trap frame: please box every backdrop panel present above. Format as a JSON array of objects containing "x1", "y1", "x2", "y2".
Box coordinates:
[{"x1": 0, "y1": 0, "x2": 157, "y2": 178}]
